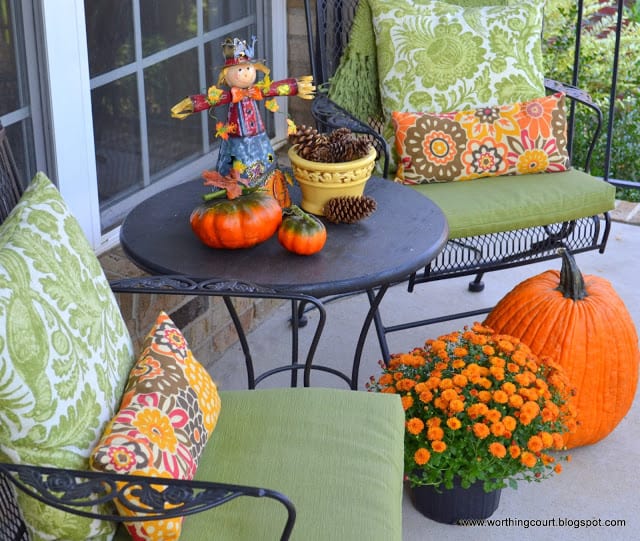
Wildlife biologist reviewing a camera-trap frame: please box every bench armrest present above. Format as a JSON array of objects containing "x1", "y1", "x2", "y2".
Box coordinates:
[
  {"x1": 311, "y1": 88, "x2": 390, "y2": 177},
  {"x1": 0, "y1": 463, "x2": 296, "y2": 541},
  {"x1": 544, "y1": 77, "x2": 603, "y2": 173}
]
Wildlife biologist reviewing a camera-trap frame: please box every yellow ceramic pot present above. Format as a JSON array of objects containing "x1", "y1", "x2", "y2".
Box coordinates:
[{"x1": 288, "y1": 145, "x2": 377, "y2": 215}]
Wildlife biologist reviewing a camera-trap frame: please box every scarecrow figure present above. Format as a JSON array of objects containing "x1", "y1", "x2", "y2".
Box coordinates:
[{"x1": 171, "y1": 37, "x2": 314, "y2": 201}]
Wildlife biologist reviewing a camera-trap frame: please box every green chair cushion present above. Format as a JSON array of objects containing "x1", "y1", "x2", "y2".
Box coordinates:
[
  {"x1": 411, "y1": 170, "x2": 616, "y2": 239},
  {"x1": 114, "y1": 388, "x2": 404, "y2": 541}
]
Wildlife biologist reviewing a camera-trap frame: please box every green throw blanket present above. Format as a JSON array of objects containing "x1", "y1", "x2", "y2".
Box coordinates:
[{"x1": 327, "y1": 0, "x2": 383, "y2": 125}]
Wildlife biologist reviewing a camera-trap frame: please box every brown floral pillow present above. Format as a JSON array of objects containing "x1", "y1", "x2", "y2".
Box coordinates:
[
  {"x1": 90, "y1": 311, "x2": 221, "y2": 541},
  {"x1": 392, "y1": 93, "x2": 570, "y2": 184}
]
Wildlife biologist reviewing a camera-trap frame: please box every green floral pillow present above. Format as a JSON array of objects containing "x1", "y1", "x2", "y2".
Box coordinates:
[
  {"x1": 371, "y1": 0, "x2": 546, "y2": 115},
  {"x1": 0, "y1": 173, "x2": 134, "y2": 540},
  {"x1": 369, "y1": 0, "x2": 546, "y2": 170}
]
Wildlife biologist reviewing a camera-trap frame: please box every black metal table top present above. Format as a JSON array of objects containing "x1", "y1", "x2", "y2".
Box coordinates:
[{"x1": 120, "y1": 176, "x2": 449, "y2": 298}]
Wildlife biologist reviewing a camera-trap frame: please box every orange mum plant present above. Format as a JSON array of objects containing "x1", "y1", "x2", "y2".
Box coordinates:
[{"x1": 367, "y1": 323, "x2": 578, "y2": 493}]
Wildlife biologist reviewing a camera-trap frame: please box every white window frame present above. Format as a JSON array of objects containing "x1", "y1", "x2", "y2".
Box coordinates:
[{"x1": 38, "y1": 0, "x2": 287, "y2": 252}]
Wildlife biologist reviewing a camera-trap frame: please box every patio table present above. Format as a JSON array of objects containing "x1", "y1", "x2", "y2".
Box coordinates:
[{"x1": 119, "y1": 176, "x2": 448, "y2": 389}]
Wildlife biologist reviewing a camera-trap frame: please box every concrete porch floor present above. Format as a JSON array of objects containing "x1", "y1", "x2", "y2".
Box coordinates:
[{"x1": 211, "y1": 218, "x2": 639, "y2": 541}]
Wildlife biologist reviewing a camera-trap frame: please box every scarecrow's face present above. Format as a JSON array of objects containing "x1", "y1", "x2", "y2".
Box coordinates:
[{"x1": 226, "y1": 63, "x2": 257, "y2": 88}]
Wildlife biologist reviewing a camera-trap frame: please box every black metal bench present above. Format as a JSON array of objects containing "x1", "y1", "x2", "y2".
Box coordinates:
[{"x1": 302, "y1": 0, "x2": 615, "y2": 352}]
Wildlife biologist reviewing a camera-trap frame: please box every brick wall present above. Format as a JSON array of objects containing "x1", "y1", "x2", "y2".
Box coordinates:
[
  {"x1": 98, "y1": 4, "x2": 312, "y2": 372},
  {"x1": 99, "y1": 246, "x2": 282, "y2": 372}
]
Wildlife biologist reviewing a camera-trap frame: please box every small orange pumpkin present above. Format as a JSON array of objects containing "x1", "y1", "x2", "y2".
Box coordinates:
[
  {"x1": 190, "y1": 191, "x2": 282, "y2": 249},
  {"x1": 484, "y1": 248, "x2": 639, "y2": 448},
  {"x1": 277, "y1": 205, "x2": 327, "y2": 255}
]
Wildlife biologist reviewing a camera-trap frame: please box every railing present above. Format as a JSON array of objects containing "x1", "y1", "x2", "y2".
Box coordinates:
[{"x1": 596, "y1": 0, "x2": 635, "y2": 190}]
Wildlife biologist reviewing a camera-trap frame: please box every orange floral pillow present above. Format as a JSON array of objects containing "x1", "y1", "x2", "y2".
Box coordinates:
[
  {"x1": 392, "y1": 93, "x2": 570, "y2": 184},
  {"x1": 90, "y1": 311, "x2": 221, "y2": 541}
]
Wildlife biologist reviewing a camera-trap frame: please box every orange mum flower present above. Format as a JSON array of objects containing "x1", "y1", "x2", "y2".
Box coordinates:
[
  {"x1": 521, "y1": 401, "x2": 541, "y2": 418},
  {"x1": 439, "y1": 378, "x2": 454, "y2": 390},
  {"x1": 401, "y1": 395, "x2": 414, "y2": 411},
  {"x1": 406, "y1": 418, "x2": 424, "y2": 435},
  {"x1": 502, "y1": 415, "x2": 517, "y2": 432},
  {"x1": 431, "y1": 440, "x2": 447, "y2": 453},
  {"x1": 426, "y1": 376, "x2": 441, "y2": 390},
  {"x1": 489, "y1": 442, "x2": 507, "y2": 459},
  {"x1": 452, "y1": 374, "x2": 468, "y2": 388},
  {"x1": 502, "y1": 382, "x2": 517, "y2": 395},
  {"x1": 527, "y1": 435, "x2": 544, "y2": 453},
  {"x1": 441, "y1": 388, "x2": 458, "y2": 402},
  {"x1": 507, "y1": 362, "x2": 521, "y2": 373},
  {"x1": 396, "y1": 378, "x2": 416, "y2": 391},
  {"x1": 478, "y1": 390, "x2": 492, "y2": 403},
  {"x1": 467, "y1": 403, "x2": 489, "y2": 419},
  {"x1": 520, "y1": 451, "x2": 537, "y2": 468},
  {"x1": 427, "y1": 417, "x2": 441, "y2": 428},
  {"x1": 490, "y1": 366, "x2": 505, "y2": 381},
  {"x1": 540, "y1": 431, "x2": 554, "y2": 449},
  {"x1": 482, "y1": 345, "x2": 495, "y2": 356},
  {"x1": 509, "y1": 445, "x2": 521, "y2": 459},
  {"x1": 554, "y1": 463, "x2": 563, "y2": 474},
  {"x1": 509, "y1": 394, "x2": 524, "y2": 408},
  {"x1": 449, "y1": 399, "x2": 465, "y2": 413},
  {"x1": 492, "y1": 390, "x2": 509, "y2": 404},
  {"x1": 419, "y1": 390, "x2": 434, "y2": 404},
  {"x1": 552, "y1": 433, "x2": 565, "y2": 450},
  {"x1": 446, "y1": 417, "x2": 462, "y2": 430},
  {"x1": 484, "y1": 409, "x2": 502, "y2": 423},
  {"x1": 473, "y1": 423, "x2": 490, "y2": 439},
  {"x1": 490, "y1": 422, "x2": 506, "y2": 437},
  {"x1": 414, "y1": 448, "x2": 431, "y2": 466},
  {"x1": 427, "y1": 426, "x2": 445, "y2": 441}
]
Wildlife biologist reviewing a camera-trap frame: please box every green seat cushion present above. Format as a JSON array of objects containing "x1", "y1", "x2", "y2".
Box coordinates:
[
  {"x1": 114, "y1": 388, "x2": 404, "y2": 541},
  {"x1": 411, "y1": 170, "x2": 616, "y2": 239}
]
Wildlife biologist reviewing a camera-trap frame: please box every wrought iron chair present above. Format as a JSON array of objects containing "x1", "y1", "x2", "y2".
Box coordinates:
[
  {"x1": 0, "y1": 119, "x2": 293, "y2": 541},
  {"x1": 302, "y1": 0, "x2": 615, "y2": 359}
]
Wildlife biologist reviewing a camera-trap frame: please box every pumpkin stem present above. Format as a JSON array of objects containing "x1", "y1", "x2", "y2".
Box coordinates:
[
  {"x1": 556, "y1": 248, "x2": 587, "y2": 300},
  {"x1": 202, "y1": 186, "x2": 261, "y2": 201},
  {"x1": 284, "y1": 204, "x2": 320, "y2": 224}
]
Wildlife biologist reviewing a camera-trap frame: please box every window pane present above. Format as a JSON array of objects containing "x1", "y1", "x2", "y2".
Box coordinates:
[
  {"x1": 146, "y1": 49, "x2": 203, "y2": 177},
  {"x1": 203, "y1": 0, "x2": 251, "y2": 31},
  {"x1": 85, "y1": 0, "x2": 134, "y2": 77},
  {"x1": 141, "y1": 0, "x2": 197, "y2": 57},
  {"x1": 92, "y1": 75, "x2": 142, "y2": 206},
  {"x1": 0, "y1": 0, "x2": 28, "y2": 115},
  {"x1": 5, "y1": 121, "x2": 35, "y2": 189}
]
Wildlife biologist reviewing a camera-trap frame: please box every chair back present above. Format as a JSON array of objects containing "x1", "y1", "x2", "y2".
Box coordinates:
[
  {"x1": 305, "y1": 0, "x2": 359, "y2": 87},
  {"x1": 0, "y1": 122, "x2": 24, "y2": 224},
  {"x1": 0, "y1": 121, "x2": 29, "y2": 540}
]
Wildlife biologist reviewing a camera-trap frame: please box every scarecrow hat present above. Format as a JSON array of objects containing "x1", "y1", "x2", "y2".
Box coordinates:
[{"x1": 217, "y1": 36, "x2": 270, "y2": 85}]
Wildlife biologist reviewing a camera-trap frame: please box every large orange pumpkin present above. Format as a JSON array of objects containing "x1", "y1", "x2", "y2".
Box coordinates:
[
  {"x1": 484, "y1": 248, "x2": 639, "y2": 448},
  {"x1": 190, "y1": 191, "x2": 282, "y2": 249}
]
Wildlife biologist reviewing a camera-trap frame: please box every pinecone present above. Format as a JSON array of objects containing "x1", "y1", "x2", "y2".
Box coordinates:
[
  {"x1": 289, "y1": 124, "x2": 319, "y2": 147},
  {"x1": 323, "y1": 195, "x2": 377, "y2": 224},
  {"x1": 292, "y1": 126, "x2": 373, "y2": 163},
  {"x1": 331, "y1": 136, "x2": 373, "y2": 162}
]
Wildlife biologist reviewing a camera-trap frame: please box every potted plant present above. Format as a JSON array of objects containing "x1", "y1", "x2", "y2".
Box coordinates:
[
  {"x1": 367, "y1": 322, "x2": 577, "y2": 524},
  {"x1": 287, "y1": 126, "x2": 377, "y2": 216}
]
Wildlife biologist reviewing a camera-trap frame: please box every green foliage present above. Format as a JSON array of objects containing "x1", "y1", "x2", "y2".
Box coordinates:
[{"x1": 542, "y1": 0, "x2": 640, "y2": 198}]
